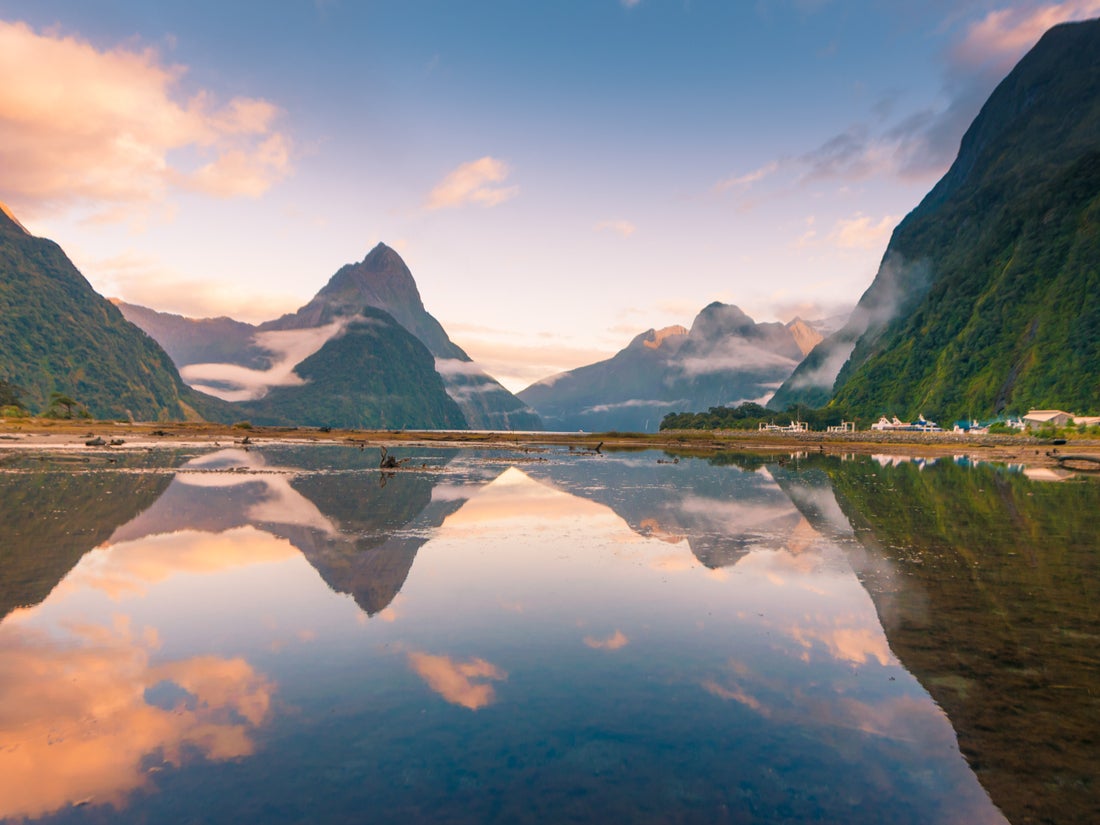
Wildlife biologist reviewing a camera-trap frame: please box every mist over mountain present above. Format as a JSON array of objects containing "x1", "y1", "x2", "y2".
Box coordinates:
[
  {"x1": 519, "y1": 302, "x2": 809, "y2": 432},
  {"x1": 121, "y1": 244, "x2": 540, "y2": 430},
  {"x1": 772, "y1": 19, "x2": 1100, "y2": 419}
]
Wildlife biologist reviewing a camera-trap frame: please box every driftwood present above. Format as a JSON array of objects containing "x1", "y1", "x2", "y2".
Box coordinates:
[
  {"x1": 567, "y1": 441, "x2": 604, "y2": 456},
  {"x1": 379, "y1": 445, "x2": 411, "y2": 469}
]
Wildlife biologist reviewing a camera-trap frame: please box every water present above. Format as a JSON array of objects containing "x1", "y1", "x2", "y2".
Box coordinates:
[{"x1": 0, "y1": 445, "x2": 1096, "y2": 824}]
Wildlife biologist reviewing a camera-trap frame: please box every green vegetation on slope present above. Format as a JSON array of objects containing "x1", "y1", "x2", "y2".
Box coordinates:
[
  {"x1": 0, "y1": 211, "x2": 200, "y2": 420},
  {"x1": 832, "y1": 150, "x2": 1100, "y2": 420},
  {"x1": 239, "y1": 307, "x2": 468, "y2": 429},
  {"x1": 773, "y1": 19, "x2": 1100, "y2": 421}
]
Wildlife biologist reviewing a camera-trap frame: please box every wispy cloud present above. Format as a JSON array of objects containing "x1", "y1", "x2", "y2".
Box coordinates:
[
  {"x1": 954, "y1": 0, "x2": 1100, "y2": 71},
  {"x1": 424, "y1": 156, "x2": 519, "y2": 210},
  {"x1": 0, "y1": 20, "x2": 292, "y2": 220},
  {"x1": 595, "y1": 219, "x2": 636, "y2": 237},
  {"x1": 715, "y1": 161, "x2": 780, "y2": 191},
  {"x1": 827, "y1": 213, "x2": 898, "y2": 250},
  {"x1": 90, "y1": 251, "x2": 301, "y2": 323},
  {"x1": 440, "y1": 321, "x2": 614, "y2": 392},
  {"x1": 718, "y1": 2, "x2": 1100, "y2": 195},
  {"x1": 181, "y1": 320, "x2": 349, "y2": 401},
  {"x1": 584, "y1": 630, "x2": 629, "y2": 650}
]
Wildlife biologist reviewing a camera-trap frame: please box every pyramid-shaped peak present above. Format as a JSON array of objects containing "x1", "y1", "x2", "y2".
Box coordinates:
[
  {"x1": 316, "y1": 241, "x2": 424, "y2": 313},
  {"x1": 360, "y1": 242, "x2": 408, "y2": 270}
]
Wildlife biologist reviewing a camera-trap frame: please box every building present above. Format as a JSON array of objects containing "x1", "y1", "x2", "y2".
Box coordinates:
[{"x1": 1022, "y1": 410, "x2": 1074, "y2": 428}]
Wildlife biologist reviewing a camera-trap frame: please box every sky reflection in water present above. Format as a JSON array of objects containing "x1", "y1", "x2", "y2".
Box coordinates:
[{"x1": 0, "y1": 447, "x2": 1023, "y2": 824}]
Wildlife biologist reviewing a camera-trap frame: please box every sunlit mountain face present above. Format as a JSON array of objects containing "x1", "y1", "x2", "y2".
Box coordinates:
[{"x1": 5, "y1": 444, "x2": 1080, "y2": 823}]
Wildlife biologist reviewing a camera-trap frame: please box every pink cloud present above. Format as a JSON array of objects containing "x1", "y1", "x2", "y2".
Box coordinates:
[
  {"x1": 424, "y1": 156, "x2": 519, "y2": 210},
  {"x1": 0, "y1": 20, "x2": 292, "y2": 219},
  {"x1": 954, "y1": 1, "x2": 1100, "y2": 72}
]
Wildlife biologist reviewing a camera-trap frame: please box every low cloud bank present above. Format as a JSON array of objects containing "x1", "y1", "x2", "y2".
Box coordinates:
[{"x1": 181, "y1": 320, "x2": 347, "y2": 401}]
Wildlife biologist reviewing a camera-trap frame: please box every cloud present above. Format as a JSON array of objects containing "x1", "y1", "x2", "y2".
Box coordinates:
[
  {"x1": 584, "y1": 630, "x2": 630, "y2": 650},
  {"x1": 424, "y1": 156, "x2": 519, "y2": 210},
  {"x1": 180, "y1": 320, "x2": 348, "y2": 401},
  {"x1": 953, "y1": 1, "x2": 1100, "y2": 72},
  {"x1": 726, "y1": 2, "x2": 1100, "y2": 196},
  {"x1": 715, "y1": 161, "x2": 781, "y2": 191},
  {"x1": 439, "y1": 323, "x2": 615, "y2": 392},
  {"x1": 581, "y1": 398, "x2": 687, "y2": 414},
  {"x1": 768, "y1": 298, "x2": 853, "y2": 326},
  {"x1": 827, "y1": 213, "x2": 898, "y2": 250},
  {"x1": 95, "y1": 252, "x2": 302, "y2": 323},
  {"x1": 434, "y1": 358, "x2": 491, "y2": 378},
  {"x1": 407, "y1": 652, "x2": 507, "y2": 709},
  {"x1": 0, "y1": 20, "x2": 292, "y2": 220},
  {"x1": 800, "y1": 126, "x2": 896, "y2": 182},
  {"x1": 595, "y1": 219, "x2": 637, "y2": 237},
  {"x1": 677, "y1": 345, "x2": 800, "y2": 377}
]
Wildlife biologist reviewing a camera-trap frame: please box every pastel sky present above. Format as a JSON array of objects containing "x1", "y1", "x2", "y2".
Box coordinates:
[{"x1": 2, "y1": 0, "x2": 1097, "y2": 391}]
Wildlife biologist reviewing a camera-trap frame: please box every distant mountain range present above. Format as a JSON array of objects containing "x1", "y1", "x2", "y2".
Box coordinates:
[
  {"x1": 117, "y1": 244, "x2": 540, "y2": 430},
  {"x1": 771, "y1": 18, "x2": 1100, "y2": 420},
  {"x1": 518, "y1": 302, "x2": 836, "y2": 431}
]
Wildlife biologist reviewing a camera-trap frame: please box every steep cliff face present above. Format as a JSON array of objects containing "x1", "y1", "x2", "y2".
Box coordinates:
[
  {"x1": 772, "y1": 19, "x2": 1100, "y2": 419},
  {"x1": 519, "y1": 302, "x2": 806, "y2": 432},
  {"x1": 0, "y1": 203, "x2": 204, "y2": 420}
]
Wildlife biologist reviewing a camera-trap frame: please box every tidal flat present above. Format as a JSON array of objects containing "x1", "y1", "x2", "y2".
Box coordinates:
[{"x1": 0, "y1": 438, "x2": 1096, "y2": 824}]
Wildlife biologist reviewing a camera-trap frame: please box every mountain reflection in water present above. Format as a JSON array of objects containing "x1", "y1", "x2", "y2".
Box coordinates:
[{"x1": 0, "y1": 445, "x2": 1093, "y2": 823}]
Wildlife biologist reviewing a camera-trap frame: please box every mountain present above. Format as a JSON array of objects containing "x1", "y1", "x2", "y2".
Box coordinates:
[
  {"x1": 119, "y1": 244, "x2": 541, "y2": 430},
  {"x1": 772, "y1": 19, "x2": 1100, "y2": 419},
  {"x1": 238, "y1": 307, "x2": 467, "y2": 429},
  {"x1": 518, "y1": 302, "x2": 807, "y2": 432},
  {"x1": 112, "y1": 300, "x2": 270, "y2": 370},
  {"x1": 0, "y1": 203, "x2": 224, "y2": 420}
]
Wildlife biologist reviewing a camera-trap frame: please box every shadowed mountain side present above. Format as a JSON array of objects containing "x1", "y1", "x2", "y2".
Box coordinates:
[
  {"x1": 774, "y1": 456, "x2": 1100, "y2": 825},
  {"x1": 525, "y1": 451, "x2": 802, "y2": 568},
  {"x1": 0, "y1": 204, "x2": 219, "y2": 420},
  {"x1": 0, "y1": 471, "x2": 173, "y2": 620},
  {"x1": 519, "y1": 303, "x2": 806, "y2": 433},
  {"x1": 772, "y1": 19, "x2": 1100, "y2": 418},
  {"x1": 238, "y1": 308, "x2": 467, "y2": 430},
  {"x1": 114, "y1": 300, "x2": 270, "y2": 371}
]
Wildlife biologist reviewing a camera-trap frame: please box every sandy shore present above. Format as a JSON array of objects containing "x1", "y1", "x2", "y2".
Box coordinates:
[{"x1": 2, "y1": 418, "x2": 1099, "y2": 472}]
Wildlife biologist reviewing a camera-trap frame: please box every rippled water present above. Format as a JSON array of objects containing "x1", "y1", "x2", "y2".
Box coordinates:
[{"x1": 0, "y1": 445, "x2": 1096, "y2": 824}]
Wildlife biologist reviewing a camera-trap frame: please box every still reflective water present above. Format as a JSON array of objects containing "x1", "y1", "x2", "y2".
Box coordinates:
[{"x1": 0, "y1": 445, "x2": 1097, "y2": 824}]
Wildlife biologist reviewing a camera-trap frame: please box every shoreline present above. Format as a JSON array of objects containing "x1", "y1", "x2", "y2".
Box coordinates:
[{"x1": 2, "y1": 419, "x2": 1098, "y2": 471}]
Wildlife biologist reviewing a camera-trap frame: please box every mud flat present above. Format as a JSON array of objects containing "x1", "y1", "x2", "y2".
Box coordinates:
[{"x1": 0, "y1": 419, "x2": 1097, "y2": 470}]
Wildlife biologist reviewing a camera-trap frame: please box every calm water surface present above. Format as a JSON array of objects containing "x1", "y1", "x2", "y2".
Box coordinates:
[{"x1": 0, "y1": 445, "x2": 1096, "y2": 824}]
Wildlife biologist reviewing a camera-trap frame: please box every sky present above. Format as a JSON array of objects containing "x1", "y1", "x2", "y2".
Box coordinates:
[{"x1": 2, "y1": 0, "x2": 1098, "y2": 392}]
